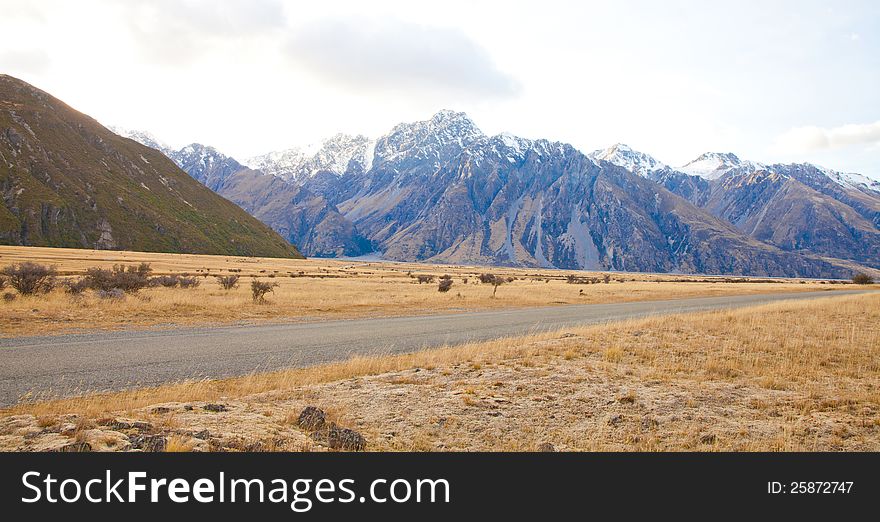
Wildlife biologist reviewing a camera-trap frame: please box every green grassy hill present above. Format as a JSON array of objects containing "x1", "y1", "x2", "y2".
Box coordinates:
[{"x1": 0, "y1": 74, "x2": 302, "y2": 258}]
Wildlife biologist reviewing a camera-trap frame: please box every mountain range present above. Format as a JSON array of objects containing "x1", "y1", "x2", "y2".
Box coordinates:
[
  {"x1": 0, "y1": 75, "x2": 301, "y2": 258},
  {"x1": 117, "y1": 110, "x2": 880, "y2": 278}
]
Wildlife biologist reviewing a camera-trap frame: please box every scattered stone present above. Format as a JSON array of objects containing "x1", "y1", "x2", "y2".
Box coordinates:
[
  {"x1": 537, "y1": 442, "x2": 556, "y2": 452},
  {"x1": 184, "y1": 405, "x2": 195, "y2": 411},
  {"x1": 607, "y1": 414, "x2": 624, "y2": 426},
  {"x1": 617, "y1": 395, "x2": 636, "y2": 405},
  {"x1": 296, "y1": 406, "x2": 327, "y2": 431},
  {"x1": 151, "y1": 407, "x2": 172, "y2": 414},
  {"x1": 312, "y1": 423, "x2": 366, "y2": 451},
  {"x1": 52, "y1": 441, "x2": 92, "y2": 452},
  {"x1": 130, "y1": 434, "x2": 167, "y2": 452},
  {"x1": 192, "y1": 429, "x2": 211, "y2": 440},
  {"x1": 641, "y1": 417, "x2": 660, "y2": 429},
  {"x1": 99, "y1": 418, "x2": 153, "y2": 432},
  {"x1": 203, "y1": 403, "x2": 228, "y2": 413}
]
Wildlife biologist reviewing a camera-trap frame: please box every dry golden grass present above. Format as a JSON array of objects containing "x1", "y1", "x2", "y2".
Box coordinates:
[
  {"x1": 3, "y1": 292, "x2": 878, "y2": 452},
  {"x1": 0, "y1": 245, "x2": 842, "y2": 337}
]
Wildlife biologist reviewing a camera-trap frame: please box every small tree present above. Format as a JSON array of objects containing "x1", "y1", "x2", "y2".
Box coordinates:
[
  {"x1": 438, "y1": 278, "x2": 453, "y2": 292},
  {"x1": 852, "y1": 272, "x2": 875, "y2": 285},
  {"x1": 491, "y1": 278, "x2": 504, "y2": 297},
  {"x1": 1, "y1": 262, "x2": 57, "y2": 295},
  {"x1": 216, "y1": 275, "x2": 240, "y2": 290},
  {"x1": 251, "y1": 279, "x2": 279, "y2": 303}
]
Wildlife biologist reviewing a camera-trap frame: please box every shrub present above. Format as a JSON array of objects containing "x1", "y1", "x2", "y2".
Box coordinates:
[
  {"x1": 852, "y1": 273, "x2": 875, "y2": 285},
  {"x1": 64, "y1": 278, "x2": 90, "y2": 295},
  {"x1": 602, "y1": 274, "x2": 611, "y2": 284},
  {"x1": 177, "y1": 276, "x2": 201, "y2": 289},
  {"x1": 96, "y1": 288, "x2": 125, "y2": 300},
  {"x1": 438, "y1": 279, "x2": 453, "y2": 292},
  {"x1": 3, "y1": 292, "x2": 15, "y2": 302},
  {"x1": 566, "y1": 274, "x2": 600, "y2": 285},
  {"x1": 1, "y1": 262, "x2": 57, "y2": 295},
  {"x1": 478, "y1": 273, "x2": 497, "y2": 284},
  {"x1": 0, "y1": 276, "x2": 5, "y2": 291},
  {"x1": 251, "y1": 280, "x2": 279, "y2": 303},
  {"x1": 85, "y1": 263, "x2": 152, "y2": 293},
  {"x1": 416, "y1": 275, "x2": 435, "y2": 284},
  {"x1": 150, "y1": 275, "x2": 180, "y2": 288},
  {"x1": 216, "y1": 275, "x2": 240, "y2": 290}
]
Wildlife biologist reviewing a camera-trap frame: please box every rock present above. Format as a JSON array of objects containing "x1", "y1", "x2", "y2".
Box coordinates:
[
  {"x1": 641, "y1": 417, "x2": 660, "y2": 429},
  {"x1": 99, "y1": 418, "x2": 153, "y2": 432},
  {"x1": 192, "y1": 429, "x2": 211, "y2": 440},
  {"x1": 296, "y1": 406, "x2": 327, "y2": 431},
  {"x1": 312, "y1": 423, "x2": 366, "y2": 451},
  {"x1": 184, "y1": 405, "x2": 195, "y2": 411},
  {"x1": 606, "y1": 414, "x2": 624, "y2": 426},
  {"x1": 52, "y1": 441, "x2": 92, "y2": 452},
  {"x1": 130, "y1": 434, "x2": 166, "y2": 452},
  {"x1": 203, "y1": 403, "x2": 228, "y2": 413},
  {"x1": 151, "y1": 407, "x2": 172, "y2": 414},
  {"x1": 537, "y1": 442, "x2": 556, "y2": 452}
]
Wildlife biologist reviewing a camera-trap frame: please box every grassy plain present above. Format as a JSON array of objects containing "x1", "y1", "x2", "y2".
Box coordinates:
[{"x1": 0, "y1": 245, "x2": 844, "y2": 337}]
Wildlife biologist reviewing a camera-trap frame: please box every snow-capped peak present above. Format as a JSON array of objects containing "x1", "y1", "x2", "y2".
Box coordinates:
[
  {"x1": 804, "y1": 164, "x2": 880, "y2": 194},
  {"x1": 589, "y1": 143, "x2": 666, "y2": 177},
  {"x1": 243, "y1": 134, "x2": 375, "y2": 181},
  {"x1": 680, "y1": 152, "x2": 762, "y2": 180},
  {"x1": 372, "y1": 110, "x2": 485, "y2": 168}
]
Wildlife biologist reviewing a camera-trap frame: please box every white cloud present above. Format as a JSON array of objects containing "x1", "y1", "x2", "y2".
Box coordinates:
[
  {"x1": 773, "y1": 121, "x2": 880, "y2": 153},
  {"x1": 284, "y1": 16, "x2": 521, "y2": 101}
]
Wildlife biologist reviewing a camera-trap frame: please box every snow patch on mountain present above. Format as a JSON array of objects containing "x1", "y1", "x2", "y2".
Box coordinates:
[
  {"x1": 589, "y1": 143, "x2": 666, "y2": 177},
  {"x1": 680, "y1": 152, "x2": 762, "y2": 180}
]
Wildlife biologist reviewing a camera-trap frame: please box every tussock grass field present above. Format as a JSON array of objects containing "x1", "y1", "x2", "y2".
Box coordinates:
[
  {"x1": 0, "y1": 245, "x2": 844, "y2": 337},
  {"x1": 2, "y1": 293, "x2": 877, "y2": 451}
]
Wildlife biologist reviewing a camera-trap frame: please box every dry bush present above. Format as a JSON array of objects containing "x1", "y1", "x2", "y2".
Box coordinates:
[
  {"x1": 0, "y1": 276, "x2": 5, "y2": 291},
  {"x1": 216, "y1": 275, "x2": 240, "y2": 290},
  {"x1": 478, "y1": 273, "x2": 497, "y2": 284},
  {"x1": 852, "y1": 273, "x2": 874, "y2": 285},
  {"x1": 150, "y1": 275, "x2": 180, "y2": 288},
  {"x1": 96, "y1": 289, "x2": 125, "y2": 300},
  {"x1": 85, "y1": 263, "x2": 152, "y2": 293},
  {"x1": 416, "y1": 275, "x2": 435, "y2": 284},
  {"x1": 438, "y1": 279, "x2": 453, "y2": 292},
  {"x1": 1, "y1": 262, "x2": 57, "y2": 295},
  {"x1": 177, "y1": 276, "x2": 200, "y2": 289},
  {"x1": 63, "y1": 277, "x2": 90, "y2": 295},
  {"x1": 251, "y1": 280, "x2": 279, "y2": 303}
]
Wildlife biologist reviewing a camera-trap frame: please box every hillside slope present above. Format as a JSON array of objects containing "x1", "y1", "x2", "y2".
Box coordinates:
[{"x1": 0, "y1": 75, "x2": 301, "y2": 258}]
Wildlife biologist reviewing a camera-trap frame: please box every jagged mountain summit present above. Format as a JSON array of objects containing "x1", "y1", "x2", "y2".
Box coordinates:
[
  {"x1": 0, "y1": 75, "x2": 302, "y2": 258},
  {"x1": 595, "y1": 144, "x2": 880, "y2": 268},
  {"x1": 244, "y1": 133, "x2": 376, "y2": 183},
  {"x1": 589, "y1": 143, "x2": 667, "y2": 177},
  {"x1": 121, "y1": 110, "x2": 877, "y2": 277}
]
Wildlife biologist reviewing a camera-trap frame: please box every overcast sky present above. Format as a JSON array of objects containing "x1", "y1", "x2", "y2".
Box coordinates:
[{"x1": 1, "y1": 0, "x2": 878, "y2": 177}]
